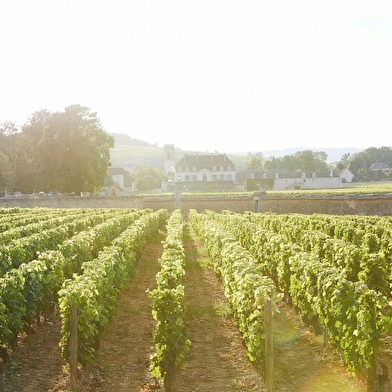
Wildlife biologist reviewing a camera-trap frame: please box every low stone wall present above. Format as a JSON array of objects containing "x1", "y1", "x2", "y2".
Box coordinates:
[
  {"x1": 1, "y1": 193, "x2": 392, "y2": 216},
  {"x1": 257, "y1": 194, "x2": 392, "y2": 216},
  {"x1": 0, "y1": 196, "x2": 143, "y2": 209}
]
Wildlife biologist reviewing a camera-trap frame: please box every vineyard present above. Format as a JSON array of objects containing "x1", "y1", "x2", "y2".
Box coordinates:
[{"x1": 0, "y1": 207, "x2": 392, "y2": 391}]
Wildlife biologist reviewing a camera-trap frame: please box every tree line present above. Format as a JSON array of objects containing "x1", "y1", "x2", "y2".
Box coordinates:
[
  {"x1": 246, "y1": 148, "x2": 392, "y2": 182},
  {"x1": 0, "y1": 105, "x2": 114, "y2": 195}
]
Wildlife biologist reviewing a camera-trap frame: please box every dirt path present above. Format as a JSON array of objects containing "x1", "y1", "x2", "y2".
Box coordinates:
[
  {"x1": 174, "y1": 224, "x2": 266, "y2": 391},
  {"x1": 0, "y1": 312, "x2": 64, "y2": 392},
  {"x1": 0, "y1": 223, "x2": 387, "y2": 391},
  {"x1": 76, "y1": 230, "x2": 165, "y2": 392}
]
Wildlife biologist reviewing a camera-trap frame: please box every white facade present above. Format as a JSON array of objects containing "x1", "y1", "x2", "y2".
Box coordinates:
[
  {"x1": 338, "y1": 168, "x2": 355, "y2": 183},
  {"x1": 273, "y1": 176, "x2": 342, "y2": 190}
]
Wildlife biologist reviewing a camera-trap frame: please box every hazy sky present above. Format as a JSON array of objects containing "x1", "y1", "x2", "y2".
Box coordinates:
[{"x1": 1, "y1": 1, "x2": 391, "y2": 152}]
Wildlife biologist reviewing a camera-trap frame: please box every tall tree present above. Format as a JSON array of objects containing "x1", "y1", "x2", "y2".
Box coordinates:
[{"x1": 12, "y1": 105, "x2": 114, "y2": 194}]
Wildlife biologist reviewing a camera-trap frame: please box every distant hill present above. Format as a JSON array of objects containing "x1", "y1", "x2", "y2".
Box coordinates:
[
  {"x1": 109, "y1": 133, "x2": 365, "y2": 171},
  {"x1": 109, "y1": 133, "x2": 158, "y2": 147}
]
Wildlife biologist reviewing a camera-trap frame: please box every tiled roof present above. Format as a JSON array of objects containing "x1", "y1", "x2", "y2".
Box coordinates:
[{"x1": 176, "y1": 153, "x2": 235, "y2": 168}]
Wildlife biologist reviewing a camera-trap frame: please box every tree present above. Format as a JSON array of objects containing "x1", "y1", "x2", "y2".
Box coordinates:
[
  {"x1": 133, "y1": 166, "x2": 166, "y2": 191},
  {"x1": 348, "y1": 146, "x2": 392, "y2": 180},
  {"x1": 245, "y1": 156, "x2": 264, "y2": 170},
  {"x1": 10, "y1": 105, "x2": 114, "y2": 194},
  {"x1": 268, "y1": 150, "x2": 329, "y2": 171}
]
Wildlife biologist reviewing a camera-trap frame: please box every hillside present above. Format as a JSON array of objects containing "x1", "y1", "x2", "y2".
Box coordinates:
[{"x1": 109, "y1": 133, "x2": 363, "y2": 172}]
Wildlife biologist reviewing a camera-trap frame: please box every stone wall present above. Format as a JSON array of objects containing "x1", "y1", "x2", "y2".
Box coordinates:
[
  {"x1": 256, "y1": 194, "x2": 392, "y2": 216},
  {"x1": 0, "y1": 196, "x2": 143, "y2": 209},
  {"x1": 1, "y1": 193, "x2": 392, "y2": 216}
]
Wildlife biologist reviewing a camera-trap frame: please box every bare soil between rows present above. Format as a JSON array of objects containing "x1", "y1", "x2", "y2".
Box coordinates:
[{"x1": 1, "y1": 223, "x2": 391, "y2": 391}]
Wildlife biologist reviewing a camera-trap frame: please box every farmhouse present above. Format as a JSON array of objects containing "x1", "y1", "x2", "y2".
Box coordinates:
[
  {"x1": 173, "y1": 153, "x2": 237, "y2": 192},
  {"x1": 238, "y1": 169, "x2": 342, "y2": 191},
  {"x1": 105, "y1": 167, "x2": 134, "y2": 195}
]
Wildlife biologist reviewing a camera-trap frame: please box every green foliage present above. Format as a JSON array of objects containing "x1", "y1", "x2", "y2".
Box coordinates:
[
  {"x1": 245, "y1": 156, "x2": 264, "y2": 170},
  {"x1": 189, "y1": 210, "x2": 277, "y2": 364},
  {"x1": 134, "y1": 166, "x2": 167, "y2": 191},
  {"x1": 266, "y1": 149, "x2": 329, "y2": 171},
  {"x1": 59, "y1": 209, "x2": 167, "y2": 365},
  {"x1": 348, "y1": 146, "x2": 392, "y2": 180},
  {"x1": 213, "y1": 210, "x2": 392, "y2": 378},
  {"x1": 149, "y1": 210, "x2": 190, "y2": 389},
  {"x1": 6, "y1": 105, "x2": 114, "y2": 194}
]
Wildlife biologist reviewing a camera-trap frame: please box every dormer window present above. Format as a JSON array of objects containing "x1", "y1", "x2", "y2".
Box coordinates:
[
  {"x1": 302, "y1": 172, "x2": 306, "y2": 179},
  {"x1": 312, "y1": 172, "x2": 316, "y2": 178},
  {"x1": 275, "y1": 173, "x2": 279, "y2": 179},
  {"x1": 220, "y1": 166, "x2": 224, "y2": 171},
  {"x1": 193, "y1": 167, "x2": 197, "y2": 172},
  {"x1": 250, "y1": 173, "x2": 255, "y2": 179}
]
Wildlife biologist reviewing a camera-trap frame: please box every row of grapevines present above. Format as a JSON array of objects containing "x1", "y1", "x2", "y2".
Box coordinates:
[
  {"x1": 149, "y1": 209, "x2": 191, "y2": 390},
  {"x1": 58, "y1": 208, "x2": 148, "y2": 279},
  {"x1": 189, "y1": 209, "x2": 277, "y2": 365},
  {"x1": 0, "y1": 208, "x2": 145, "y2": 356},
  {"x1": 242, "y1": 212, "x2": 391, "y2": 295},
  {"x1": 58, "y1": 209, "x2": 168, "y2": 365},
  {"x1": 0, "y1": 208, "x2": 92, "y2": 244},
  {"x1": 212, "y1": 211, "x2": 392, "y2": 381},
  {"x1": 0, "y1": 207, "x2": 67, "y2": 233},
  {"x1": 245, "y1": 212, "x2": 392, "y2": 266},
  {"x1": 0, "y1": 208, "x2": 121, "y2": 276}
]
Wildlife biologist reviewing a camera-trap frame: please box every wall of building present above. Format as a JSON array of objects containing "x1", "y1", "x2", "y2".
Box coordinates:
[{"x1": 273, "y1": 177, "x2": 342, "y2": 191}]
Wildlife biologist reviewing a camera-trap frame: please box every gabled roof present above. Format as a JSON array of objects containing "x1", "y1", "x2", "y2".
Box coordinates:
[
  {"x1": 107, "y1": 167, "x2": 131, "y2": 176},
  {"x1": 176, "y1": 153, "x2": 235, "y2": 169},
  {"x1": 370, "y1": 162, "x2": 390, "y2": 170},
  {"x1": 236, "y1": 169, "x2": 333, "y2": 182}
]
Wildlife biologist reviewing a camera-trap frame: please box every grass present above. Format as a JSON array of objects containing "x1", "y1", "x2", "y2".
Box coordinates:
[{"x1": 266, "y1": 182, "x2": 392, "y2": 196}]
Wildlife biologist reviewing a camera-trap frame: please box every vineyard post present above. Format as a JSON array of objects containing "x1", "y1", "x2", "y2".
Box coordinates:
[
  {"x1": 70, "y1": 305, "x2": 78, "y2": 390},
  {"x1": 265, "y1": 298, "x2": 274, "y2": 392}
]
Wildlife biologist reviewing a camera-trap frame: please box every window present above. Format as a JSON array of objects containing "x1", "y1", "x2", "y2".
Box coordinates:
[
  {"x1": 302, "y1": 172, "x2": 306, "y2": 179},
  {"x1": 185, "y1": 166, "x2": 189, "y2": 172},
  {"x1": 250, "y1": 173, "x2": 255, "y2": 179},
  {"x1": 263, "y1": 173, "x2": 267, "y2": 179},
  {"x1": 312, "y1": 172, "x2": 316, "y2": 178},
  {"x1": 193, "y1": 167, "x2": 197, "y2": 172},
  {"x1": 212, "y1": 166, "x2": 216, "y2": 171},
  {"x1": 220, "y1": 166, "x2": 224, "y2": 171},
  {"x1": 275, "y1": 173, "x2": 279, "y2": 179},
  {"x1": 227, "y1": 165, "x2": 231, "y2": 171}
]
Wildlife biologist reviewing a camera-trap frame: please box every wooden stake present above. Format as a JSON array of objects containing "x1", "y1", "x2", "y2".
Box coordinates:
[
  {"x1": 70, "y1": 306, "x2": 78, "y2": 391},
  {"x1": 265, "y1": 298, "x2": 274, "y2": 392}
]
